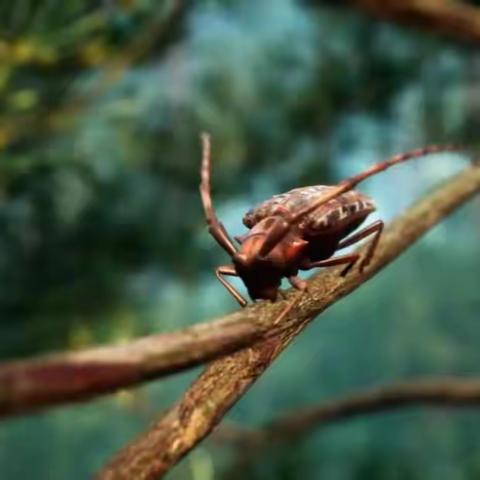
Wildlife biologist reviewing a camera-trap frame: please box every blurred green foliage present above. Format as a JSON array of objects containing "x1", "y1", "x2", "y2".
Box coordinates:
[{"x1": 0, "y1": 1, "x2": 480, "y2": 479}]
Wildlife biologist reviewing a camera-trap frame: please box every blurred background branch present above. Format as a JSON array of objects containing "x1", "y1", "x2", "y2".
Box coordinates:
[
  {"x1": 4, "y1": 0, "x2": 480, "y2": 152},
  {"x1": 221, "y1": 376, "x2": 480, "y2": 447},
  {"x1": 346, "y1": 0, "x2": 480, "y2": 44},
  {"x1": 218, "y1": 377, "x2": 480, "y2": 478}
]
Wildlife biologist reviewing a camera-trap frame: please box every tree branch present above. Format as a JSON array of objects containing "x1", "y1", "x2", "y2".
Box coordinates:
[
  {"x1": 0, "y1": 313, "x2": 272, "y2": 418},
  {"x1": 97, "y1": 165, "x2": 480, "y2": 479},
  {"x1": 348, "y1": 0, "x2": 480, "y2": 44}
]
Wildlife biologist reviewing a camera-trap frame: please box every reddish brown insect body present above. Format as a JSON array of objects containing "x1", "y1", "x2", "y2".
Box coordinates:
[{"x1": 200, "y1": 134, "x2": 460, "y2": 317}]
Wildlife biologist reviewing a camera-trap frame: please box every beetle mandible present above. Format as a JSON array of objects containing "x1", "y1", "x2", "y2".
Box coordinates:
[{"x1": 200, "y1": 133, "x2": 460, "y2": 316}]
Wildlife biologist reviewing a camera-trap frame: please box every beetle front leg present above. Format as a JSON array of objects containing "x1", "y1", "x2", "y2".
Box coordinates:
[
  {"x1": 215, "y1": 265, "x2": 248, "y2": 307},
  {"x1": 336, "y1": 220, "x2": 384, "y2": 271},
  {"x1": 278, "y1": 258, "x2": 355, "y2": 325}
]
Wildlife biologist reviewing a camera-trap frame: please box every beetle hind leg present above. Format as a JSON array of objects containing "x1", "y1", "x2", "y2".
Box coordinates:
[
  {"x1": 300, "y1": 254, "x2": 361, "y2": 277},
  {"x1": 336, "y1": 219, "x2": 384, "y2": 271}
]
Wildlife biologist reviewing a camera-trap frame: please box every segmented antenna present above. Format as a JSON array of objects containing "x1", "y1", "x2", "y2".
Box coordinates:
[{"x1": 290, "y1": 144, "x2": 464, "y2": 224}]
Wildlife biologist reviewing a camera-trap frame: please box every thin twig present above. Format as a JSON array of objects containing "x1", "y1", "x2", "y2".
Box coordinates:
[
  {"x1": 217, "y1": 377, "x2": 480, "y2": 478},
  {"x1": 98, "y1": 165, "x2": 480, "y2": 479}
]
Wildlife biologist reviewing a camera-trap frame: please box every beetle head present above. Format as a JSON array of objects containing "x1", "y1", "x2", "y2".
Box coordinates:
[
  {"x1": 233, "y1": 216, "x2": 308, "y2": 301},
  {"x1": 234, "y1": 216, "x2": 289, "y2": 265}
]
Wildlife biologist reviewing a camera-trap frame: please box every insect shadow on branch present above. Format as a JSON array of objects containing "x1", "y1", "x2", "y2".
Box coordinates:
[{"x1": 200, "y1": 133, "x2": 464, "y2": 322}]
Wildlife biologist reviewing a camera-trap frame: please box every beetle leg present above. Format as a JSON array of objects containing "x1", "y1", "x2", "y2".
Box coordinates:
[
  {"x1": 336, "y1": 220, "x2": 384, "y2": 271},
  {"x1": 300, "y1": 254, "x2": 361, "y2": 277},
  {"x1": 215, "y1": 265, "x2": 248, "y2": 307},
  {"x1": 288, "y1": 275, "x2": 308, "y2": 292},
  {"x1": 200, "y1": 133, "x2": 237, "y2": 256},
  {"x1": 272, "y1": 291, "x2": 305, "y2": 325}
]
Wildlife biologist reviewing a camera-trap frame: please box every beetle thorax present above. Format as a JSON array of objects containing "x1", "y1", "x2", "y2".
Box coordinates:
[{"x1": 233, "y1": 216, "x2": 308, "y2": 301}]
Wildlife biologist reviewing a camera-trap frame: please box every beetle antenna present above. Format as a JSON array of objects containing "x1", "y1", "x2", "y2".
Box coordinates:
[
  {"x1": 199, "y1": 133, "x2": 238, "y2": 256},
  {"x1": 290, "y1": 144, "x2": 465, "y2": 224}
]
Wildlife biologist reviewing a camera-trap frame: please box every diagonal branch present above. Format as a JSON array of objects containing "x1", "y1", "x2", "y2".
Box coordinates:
[{"x1": 98, "y1": 165, "x2": 480, "y2": 479}]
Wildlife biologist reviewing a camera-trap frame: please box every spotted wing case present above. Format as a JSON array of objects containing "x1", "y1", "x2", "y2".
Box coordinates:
[{"x1": 243, "y1": 185, "x2": 376, "y2": 235}]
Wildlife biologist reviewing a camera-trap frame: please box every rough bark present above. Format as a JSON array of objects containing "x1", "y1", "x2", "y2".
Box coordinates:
[{"x1": 98, "y1": 165, "x2": 480, "y2": 479}]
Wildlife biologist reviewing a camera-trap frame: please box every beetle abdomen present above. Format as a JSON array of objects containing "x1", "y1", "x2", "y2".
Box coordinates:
[{"x1": 243, "y1": 185, "x2": 376, "y2": 235}]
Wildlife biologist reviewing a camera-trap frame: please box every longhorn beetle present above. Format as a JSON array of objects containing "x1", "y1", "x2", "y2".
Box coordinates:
[{"x1": 200, "y1": 133, "x2": 461, "y2": 319}]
